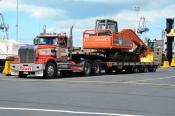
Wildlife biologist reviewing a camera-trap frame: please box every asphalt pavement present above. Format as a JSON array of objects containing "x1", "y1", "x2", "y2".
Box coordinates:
[{"x1": 0, "y1": 68, "x2": 175, "y2": 116}]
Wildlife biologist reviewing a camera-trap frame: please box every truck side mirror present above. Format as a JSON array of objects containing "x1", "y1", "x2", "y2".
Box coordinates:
[{"x1": 34, "y1": 38, "x2": 37, "y2": 45}]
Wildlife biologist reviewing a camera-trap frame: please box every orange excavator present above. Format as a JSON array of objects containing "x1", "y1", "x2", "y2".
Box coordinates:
[{"x1": 83, "y1": 19, "x2": 150, "y2": 62}]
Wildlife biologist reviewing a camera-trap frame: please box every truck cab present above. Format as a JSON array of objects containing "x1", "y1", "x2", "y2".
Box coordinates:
[
  {"x1": 10, "y1": 32, "x2": 75, "y2": 78},
  {"x1": 34, "y1": 34, "x2": 67, "y2": 47}
]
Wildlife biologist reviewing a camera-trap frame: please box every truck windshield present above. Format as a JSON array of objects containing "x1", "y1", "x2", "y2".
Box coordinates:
[{"x1": 35, "y1": 37, "x2": 58, "y2": 45}]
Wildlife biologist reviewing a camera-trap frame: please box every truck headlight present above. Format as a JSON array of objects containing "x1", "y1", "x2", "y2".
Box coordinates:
[{"x1": 38, "y1": 49, "x2": 52, "y2": 55}]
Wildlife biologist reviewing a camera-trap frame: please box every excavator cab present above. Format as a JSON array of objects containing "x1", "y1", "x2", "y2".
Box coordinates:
[
  {"x1": 83, "y1": 19, "x2": 118, "y2": 49},
  {"x1": 95, "y1": 19, "x2": 118, "y2": 32}
]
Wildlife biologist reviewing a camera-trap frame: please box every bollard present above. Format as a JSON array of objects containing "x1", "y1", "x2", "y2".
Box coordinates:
[
  {"x1": 161, "y1": 61, "x2": 170, "y2": 68},
  {"x1": 170, "y1": 58, "x2": 175, "y2": 67},
  {"x1": 2, "y1": 61, "x2": 12, "y2": 75}
]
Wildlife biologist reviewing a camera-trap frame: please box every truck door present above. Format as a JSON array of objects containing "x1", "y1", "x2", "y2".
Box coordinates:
[{"x1": 58, "y1": 36, "x2": 69, "y2": 59}]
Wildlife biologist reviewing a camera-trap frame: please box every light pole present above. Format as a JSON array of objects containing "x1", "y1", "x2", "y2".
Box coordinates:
[
  {"x1": 134, "y1": 6, "x2": 140, "y2": 34},
  {"x1": 134, "y1": 6, "x2": 140, "y2": 17},
  {"x1": 16, "y1": 0, "x2": 18, "y2": 41}
]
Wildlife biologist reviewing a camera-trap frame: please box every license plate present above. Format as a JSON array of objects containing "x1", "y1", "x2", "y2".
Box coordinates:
[{"x1": 19, "y1": 66, "x2": 33, "y2": 71}]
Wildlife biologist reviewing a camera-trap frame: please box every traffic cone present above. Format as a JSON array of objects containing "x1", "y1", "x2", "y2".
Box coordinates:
[
  {"x1": 171, "y1": 58, "x2": 175, "y2": 67},
  {"x1": 2, "y1": 61, "x2": 12, "y2": 75},
  {"x1": 161, "y1": 61, "x2": 170, "y2": 68}
]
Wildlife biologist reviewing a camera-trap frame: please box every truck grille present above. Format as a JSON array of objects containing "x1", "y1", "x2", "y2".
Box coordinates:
[{"x1": 18, "y1": 46, "x2": 35, "y2": 63}]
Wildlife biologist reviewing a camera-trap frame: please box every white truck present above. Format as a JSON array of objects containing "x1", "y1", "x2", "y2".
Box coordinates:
[
  {"x1": 0, "y1": 40, "x2": 20, "y2": 72},
  {"x1": 0, "y1": 13, "x2": 21, "y2": 72}
]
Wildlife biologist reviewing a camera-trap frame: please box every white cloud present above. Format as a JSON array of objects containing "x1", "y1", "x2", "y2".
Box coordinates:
[
  {"x1": 0, "y1": 0, "x2": 65, "y2": 19},
  {"x1": 1, "y1": 0, "x2": 174, "y2": 45},
  {"x1": 72, "y1": 0, "x2": 139, "y2": 4},
  {"x1": 45, "y1": 2, "x2": 175, "y2": 46},
  {"x1": 21, "y1": 4, "x2": 65, "y2": 19},
  {"x1": 72, "y1": 0, "x2": 174, "y2": 6}
]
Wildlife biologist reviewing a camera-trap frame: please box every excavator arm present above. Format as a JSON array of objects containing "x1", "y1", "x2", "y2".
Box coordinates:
[{"x1": 116, "y1": 29, "x2": 150, "y2": 57}]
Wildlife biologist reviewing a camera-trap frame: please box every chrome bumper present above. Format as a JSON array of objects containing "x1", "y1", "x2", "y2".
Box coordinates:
[{"x1": 10, "y1": 63, "x2": 45, "y2": 76}]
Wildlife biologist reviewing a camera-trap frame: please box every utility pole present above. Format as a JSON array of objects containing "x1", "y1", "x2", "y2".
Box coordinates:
[
  {"x1": 16, "y1": 0, "x2": 18, "y2": 41},
  {"x1": 134, "y1": 6, "x2": 140, "y2": 17},
  {"x1": 134, "y1": 6, "x2": 140, "y2": 33}
]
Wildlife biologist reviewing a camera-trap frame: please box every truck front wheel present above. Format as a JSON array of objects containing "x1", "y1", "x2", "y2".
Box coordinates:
[{"x1": 44, "y1": 61, "x2": 57, "y2": 79}]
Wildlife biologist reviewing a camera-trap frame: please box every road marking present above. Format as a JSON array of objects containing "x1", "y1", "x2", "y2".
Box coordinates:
[
  {"x1": 124, "y1": 76, "x2": 175, "y2": 83},
  {"x1": 0, "y1": 107, "x2": 142, "y2": 116},
  {"x1": 130, "y1": 82, "x2": 175, "y2": 87},
  {"x1": 0, "y1": 76, "x2": 175, "y2": 88},
  {"x1": 57, "y1": 80, "x2": 175, "y2": 88}
]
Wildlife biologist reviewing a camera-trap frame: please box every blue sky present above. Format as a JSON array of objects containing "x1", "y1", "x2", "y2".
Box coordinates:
[{"x1": 0, "y1": 0, "x2": 174, "y2": 46}]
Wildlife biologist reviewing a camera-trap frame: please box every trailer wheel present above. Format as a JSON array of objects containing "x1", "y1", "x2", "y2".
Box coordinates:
[
  {"x1": 133, "y1": 66, "x2": 138, "y2": 73},
  {"x1": 92, "y1": 61, "x2": 101, "y2": 76},
  {"x1": 44, "y1": 61, "x2": 57, "y2": 79},
  {"x1": 82, "y1": 61, "x2": 91, "y2": 76},
  {"x1": 143, "y1": 66, "x2": 148, "y2": 73},
  {"x1": 138, "y1": 66, "x2": 148, "y2": 73},
  {"x1": 148, "y1": 66, "x2": 157, "y2": 72},
  {"x1": 18, "y1": 72, "x2": 27, "y2": 78},
  {"x1": 152, "y1": 66, "x2": 157, "y2": 72}
]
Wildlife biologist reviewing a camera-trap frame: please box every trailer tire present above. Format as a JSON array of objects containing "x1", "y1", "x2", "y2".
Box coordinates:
[
  {"x1": 148, "y1": 66, "x2": 157, "y2": 72},
  {"x1": 143, "y1": 66, "x2": 148, "y2": 73},
  {"x1": 82, "y1": 60, "x2": 91, "y2": 76},
  {"x1": 92, "y1": 61, "x2": 101, "y2": 76},
  {"x1": 152, "y1": 66, "x2": 157, "y2": 72},
  {"x1": 133, "y1": 66, "x2": 138, "y2": 73},
  {"x1": 44, "y1": 61, "x2": 57, "y2": 79},
  {"x1": 138, "y1": 66, "x2": 148, "y2": 73}
]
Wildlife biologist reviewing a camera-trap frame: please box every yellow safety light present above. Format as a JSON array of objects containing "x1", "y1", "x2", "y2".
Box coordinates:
[{"x1": 167, "y1": 29, "x2": 175, "y2": 37}]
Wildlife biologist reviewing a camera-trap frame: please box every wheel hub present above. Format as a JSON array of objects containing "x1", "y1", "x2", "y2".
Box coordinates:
[{"x1": 47, "y1": 65, "x2": 54, "y2": 77}]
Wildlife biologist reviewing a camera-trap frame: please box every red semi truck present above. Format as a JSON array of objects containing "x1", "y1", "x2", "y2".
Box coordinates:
[{"x1": 10, "y1": 19, "x2": 160, "y2": 78}]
